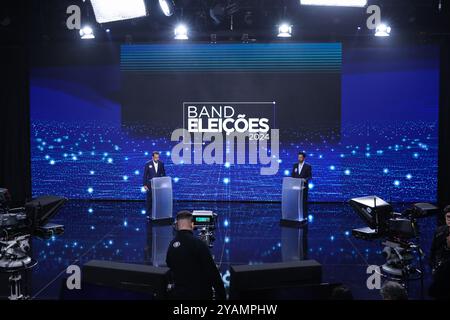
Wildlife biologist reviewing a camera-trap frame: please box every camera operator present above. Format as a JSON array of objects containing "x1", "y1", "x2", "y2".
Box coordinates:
[
  {"x1": 166, "y1": 211, "x2": 226, "y2": 300},
  {"x1": 430, "y1": 205, "x2": 450, "y2": 272}
]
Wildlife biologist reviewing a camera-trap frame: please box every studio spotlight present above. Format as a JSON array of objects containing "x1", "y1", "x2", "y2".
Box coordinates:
[
  {"x1": 174, "y1": 24, "x2": 188, "y2": 40},
  {"x1": 300, "y1": 0, "x2": 367, "y2": 7},
  {"x1": 79, "y1": 26, "x2": 95, "y2": 39},
  {"x1": 375, "y1": 23, "x2": 391, "y2": 37},
  {"x1": 159, "y1": 0, "x2": 175, "y2": 17},
  {"x1": 90, "y1": 0, "x2": 147, "y2": 23},
  {"x1": 277, "y1": 23, "x2": 292, "y2": 38}
]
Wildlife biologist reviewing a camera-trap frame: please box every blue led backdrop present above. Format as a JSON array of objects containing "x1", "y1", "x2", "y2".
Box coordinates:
[{"x1": 30, "y1": 43, "x2": 439, "y2": 202}]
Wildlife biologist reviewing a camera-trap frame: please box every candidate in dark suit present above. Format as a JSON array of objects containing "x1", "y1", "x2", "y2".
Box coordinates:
[
  {"x1": 143, "y1": 151, "x2": 166, "y2": 216},
  {"x1": 291, "y1": 152, "x2": 312, "y2": 214}
]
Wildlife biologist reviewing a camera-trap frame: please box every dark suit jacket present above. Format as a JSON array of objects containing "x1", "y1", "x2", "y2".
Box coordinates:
[
  {"x1": 430, "y1": 225, "x2": 450, "y2": 268},
  {"x1": 291, "y1": 162, "x2": 312, "y2": 182},
  {"x1": 143, "y1": 160, "x2": 166, "y2": 188}
]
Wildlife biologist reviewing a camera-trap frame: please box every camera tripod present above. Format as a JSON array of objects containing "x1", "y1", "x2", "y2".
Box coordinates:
[
  {"x1": 0, "y1": 235, "x2": 37, "y2": 300},
  {"x1": 381, "y1": 239, "x2": 425, "y2": 297}
]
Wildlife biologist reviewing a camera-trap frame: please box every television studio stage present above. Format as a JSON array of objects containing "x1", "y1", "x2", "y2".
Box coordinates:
[{"x1": 1, "y1": 0, "x2": 450, "y2": 302}]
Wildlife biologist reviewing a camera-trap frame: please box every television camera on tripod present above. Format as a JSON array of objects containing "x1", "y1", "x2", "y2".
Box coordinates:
[
  {"x1": 0, "y1": 188, "x2": 67, "y2": 300},
  {"x1": 170, "y1": 210, "x2": 218, "y2": 248},
  {"x1": 192, "y1": 210, "x2": 217, "y2": 248},
  {"x1": 349, "y1": 195, "x2": 438, "y2": 286}
]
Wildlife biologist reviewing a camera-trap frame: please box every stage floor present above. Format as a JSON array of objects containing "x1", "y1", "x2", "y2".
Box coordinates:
[{"x1": 22, "y1": 201, "x2": 437, "y2": 300}]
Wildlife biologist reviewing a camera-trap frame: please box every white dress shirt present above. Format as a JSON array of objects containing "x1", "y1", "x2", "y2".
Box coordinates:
[
  {"x1": 153, "y1": 161, "x2": 158, "y2": 174},
  {"x1": 298, "y1": 162, "x2": 304, "y2": 176}
]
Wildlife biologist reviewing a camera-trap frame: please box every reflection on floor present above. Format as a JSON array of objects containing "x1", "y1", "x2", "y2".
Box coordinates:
[{"x1": 11, "y1": 201, "x2": 437, "y2": 300}]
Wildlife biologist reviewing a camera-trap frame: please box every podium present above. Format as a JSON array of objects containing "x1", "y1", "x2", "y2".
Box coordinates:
[
  {"x1": 281, "y1": 177, "x2": 307, "y2": 225},
  {"x1": 150, "y1": 176, "x2": 173, "y2": 221}
]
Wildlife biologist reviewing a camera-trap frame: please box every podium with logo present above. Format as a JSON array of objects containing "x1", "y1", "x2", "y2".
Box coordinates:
[
  {"x1": 281, "y1": 177, "x2": 307, "y2": 225},
  {"x1": 150, "y1": 176, "x2": 173, "y2": 221}
]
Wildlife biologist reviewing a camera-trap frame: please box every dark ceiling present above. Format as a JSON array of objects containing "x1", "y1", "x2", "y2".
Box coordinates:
[{"x1": 1, "y1": 0, "x2": 449, "y2": 45}]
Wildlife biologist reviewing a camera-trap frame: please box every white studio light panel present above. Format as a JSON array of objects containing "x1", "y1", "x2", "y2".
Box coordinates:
[
  {"x1": 300, "y1": 0, "x2": 367, "y2": 7},
  {"x1": 90, "y1": 0, "x2": 148, "y2": 24}
]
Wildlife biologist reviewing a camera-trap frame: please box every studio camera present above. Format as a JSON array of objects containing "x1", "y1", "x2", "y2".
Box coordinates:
[
  {"x1": 349, "y1": 195, "x2": 438, "y2": 282},
  {"x1": 192, "y1": 210, "x2": 217, "y2": 248},
  {"x1": 0, "y1": 188, "x2": 67, "y2": 299}
]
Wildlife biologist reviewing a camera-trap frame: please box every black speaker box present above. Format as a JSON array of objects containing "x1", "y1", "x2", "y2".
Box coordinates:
[
  {"x1": 62, "y1": 260, "x2": 170, "y2": 300},
  {"x1": 230, "y1": 260, "x2": 322, "y2": 299}
]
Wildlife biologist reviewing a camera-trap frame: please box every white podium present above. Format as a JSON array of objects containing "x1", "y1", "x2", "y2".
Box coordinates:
[
  {"x1": 281, "y1": 177, "x2": 307, "y2": 224},
  {"x1": 150, "y1": 176, "x2": 173, "y2": 221}
]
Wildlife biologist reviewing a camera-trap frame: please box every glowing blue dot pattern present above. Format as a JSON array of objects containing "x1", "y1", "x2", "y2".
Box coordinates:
[{"x1": 31, "y1": 122, "x2": 437, "y2": 202}]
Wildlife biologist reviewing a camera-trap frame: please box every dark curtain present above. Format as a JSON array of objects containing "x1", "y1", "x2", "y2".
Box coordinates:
[
  {"x1": 0, "y1": 45, "x2": 31, "y2": 297},
  {"x1": 0, "y1": 0, "x2": 30, "y2": 205},
  {"x1": 0, "y1": 0, "x2": 30, "y2": 299},
  {"x1": 0, "y1": 47, "x2": 31, "y2": 205},
  {"x1": 438, "y1": 42, "x2": 450, "y2": 208}
]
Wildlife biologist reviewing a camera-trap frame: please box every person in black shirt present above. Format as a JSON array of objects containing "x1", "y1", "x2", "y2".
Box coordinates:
[
  {"x1": 166, "y1": 211, "x2": 226, "y2": 300},
  {"x1": 429, "y1": 259, "x2": 450, "y2": 300},
  {"x1": 430, "y1": 206, "x2": 450, "y2": 271}
]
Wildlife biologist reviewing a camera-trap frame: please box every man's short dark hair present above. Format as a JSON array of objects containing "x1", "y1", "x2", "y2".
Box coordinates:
[
  {"x1": 152, "y1": 151, "x2": 160, "y2": 157},
  {"x1": 380, "y1": 281, "x2": 408, "y2": 300},
  {"x1": 298, "y1": 152, "x2": 306, "y2": 158},
  {"x1": 330, "y1": 285, "x2": 353, "y2": 300},
  {"x1": 444, "y1": 205, "x2": 450, "y2": 214},
  {"x1": 176, "y1": 210, "x2": 192, "y2": 222}
]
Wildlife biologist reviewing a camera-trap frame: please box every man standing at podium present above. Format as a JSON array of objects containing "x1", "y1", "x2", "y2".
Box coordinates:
[
  {"x1": 291, "y1": 152, "x2": 312, "y2": 214},
  {"x1": 143, "y1": 151, "x2": 166, "y2": 216}
]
